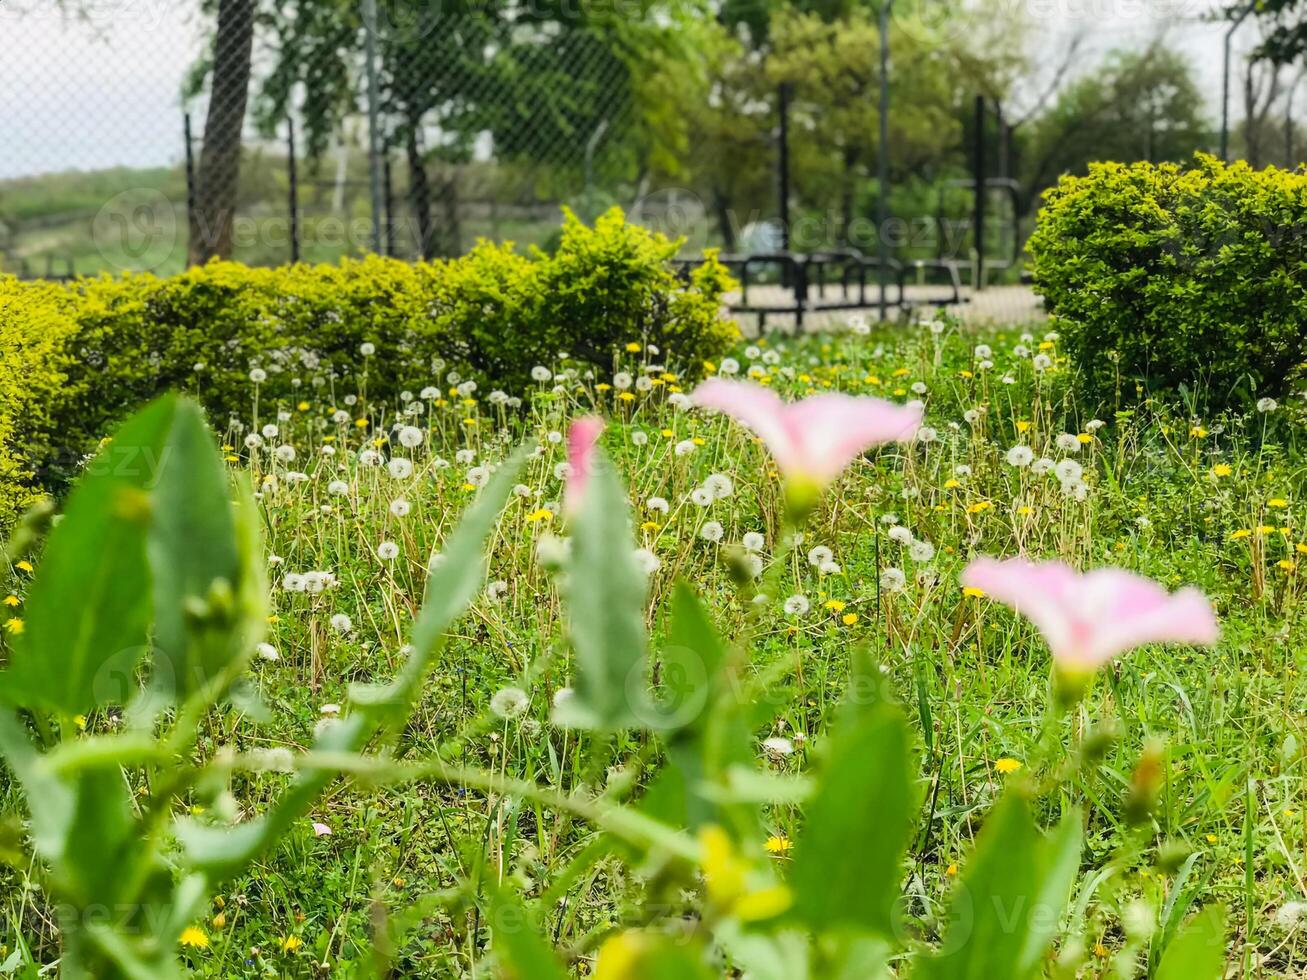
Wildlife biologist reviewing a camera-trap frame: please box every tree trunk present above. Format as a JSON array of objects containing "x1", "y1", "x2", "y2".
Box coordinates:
[
  {"x1": 712, "y1": 188, "x2": 736, "y2": 251},
  {"x1": 188, "y1": 0, "x2": 255, "y2": 266},
  {"x1": 406, "y1": 121, "x2": 434, "y2": 260}
]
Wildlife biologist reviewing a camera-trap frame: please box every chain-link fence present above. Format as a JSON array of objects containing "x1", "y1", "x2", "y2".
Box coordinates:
[
  {"x1": 0, "y1": 0, "x2": 655, "y2": 278},
  {"x1": 0, "y1": 0, "x2": 1277, "y2": 285}
]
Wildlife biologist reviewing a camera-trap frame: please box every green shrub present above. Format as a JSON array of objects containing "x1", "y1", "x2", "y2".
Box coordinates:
[
  {"x1": 0, "y1": 208, "x2": 737, "y2": 527},
  {"x1": 0, "y1": 279, "x2": 79, "y2": 529},
  {"x1": 1029, "y1": 153, "x2": 1307, "y2": 412}
]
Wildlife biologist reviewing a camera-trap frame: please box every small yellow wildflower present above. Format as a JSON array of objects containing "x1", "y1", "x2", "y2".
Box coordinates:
[
  {"x1": 764, "y1": 836, "x2": 792, "y2": 854},
  {"x1": 526, "y1": 509, "x2": 554, "y2": 523},
  {"x1": 1230, "y1": 529, "x2": 1252, "y2": 540},
  {"x1": 212, "y1": 912, "x2": 227, "y2": 930},
  {"x1": 945, "y1": 863, "x2": 958, "y2": 876},
  {"x1": 842, "y1": 613, "x2": 859, "y2": 626},
  {"x1": 995, "y1": 758, "x2": 1022, "y2": 775},
  {"x1": 1278, "y1": 560, "x2": 1297, "y2": 572},
  {"x1": 281, "y1": 936, "x2": 303, "y2": 952},
  {"x1": 619, "y1": 392, "x2": 636, "y2": 402},
  {"x1": 1269, "y1": 498, "x2": 1289, "y2": 508},
  {"x1": 1015, "y1": 420, "x2": 1031, "y2": 433},
  {"x1": 1189, "y1": 426, "x2": 1208, "y2": 438},
  {"x1": 3, "y1": 619, "x2": 23, "y2": 635},
  {"x1": 640, "y1": 521, "x2": 660, "y2": 532},
  {"x1": 179, "y1": 926, "x2": 209, "y2": 949},
  {"x1": 625, "y1": 342, "x2": 642, "y2": 352},
  {"x1": 1077, "y1": 433, "x2": 1093, "y2": 443},
  {"x1": 823, "y1": 599, "x2": 846, "y2": 612},
  {"x1": 1212, "y1": 463, "x2": 1232, "y2": 478},
  {"x1": 963, "y1": 586, "x2": 986, "y2": 598},
  {"x1": 15, "y1": 561, "x2": 33, "y2": 573},
  {"x1": 3, "y1": 595, "x2": 18, "y2": 607}
]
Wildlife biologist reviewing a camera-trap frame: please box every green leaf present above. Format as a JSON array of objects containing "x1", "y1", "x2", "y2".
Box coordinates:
[
  {"x1": 5, "y1": 396, "x2": 176, "y2": 717},
  {"x1": 791, "y1": 705, "x2": 915, "y2": 937},
  {"x1": 919, "y1": 794, "x2": 1082, "y2": 980},
  {"x1": 553, "y1": 457, "x2": 649, "y2": 730},
  {"x1": 1154, "y1": 905, "x2": 1226, "y2": 980},
  {"x1": 593, "y1": 932, "x2": 716, "y2": 979},
  {"x1": 486, "y1": 885, "x2": 569, "y2": 980},
  {"x1": 147, "y1": 400, "x2": 242, "y2": 698}
]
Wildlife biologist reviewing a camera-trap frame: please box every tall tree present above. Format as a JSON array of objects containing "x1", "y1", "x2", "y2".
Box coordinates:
[{"x1": 188, "y1": 0, "x2": 256, "y2": 265}]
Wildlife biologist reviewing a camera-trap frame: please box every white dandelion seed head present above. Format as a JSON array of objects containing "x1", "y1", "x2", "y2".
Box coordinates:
[
  {"x1": 888, "y1": 526, "x2": 913, "y2": 545},
  {"x1": 699, "y1": 521, "x2": 724, "y2": 543},
  {"x1": 762, "y1": 736, "x2": 795, "y2": 757},
  {"x1": 690, "y1": 487, "x2": 714, "y2": 507},
  {"x1": 387, "y1": 458, "x2": 414, "y2": 479},
  {"x1": 880, "y1": 568, "x2": 907, "y2": 592},
  {"x1": 909, "y1": 540, "x2": 936, "y2": 562},
  {"x1": 703, "y1": 473, "x2": 734, "y2": 499},
  {"x1": 633, "y1": 548, "x2": 661, "y2": 576},
  {"x1": 1054, "y1": 459, "x2": 1083, "y2": 484},
  {"x1": 389, "y1": 498, "x2": 411, "y2": 518},
  {"x1": 1032, "y1": 457, "x2": 1056, "y2": 476},
  {"x1": 674, "y1": 439, "x2": 698, "y2": 457},
  {"x1": 783, "y1": 595, "x2": 810, "y2": 616},
  {"x1": 329, "y1": 613, "x2": 353, "y2": 633},
  {"x1": 807, "y1": 545, "x2": 834, "y2": 567},
  {"x1": 377, "y1": 541, "x2": 400, "y2": 561},
  {"x1": 1258, "y1": 397, "x2": 1279, "y2": 413},
  {"x1": 490, "y1": 686, "x2": 529, "y2": 719},
  {"x1": 398, "y1": 425, "x2": 424, "y2": 448},
  {"x1": 646, "y1": 496, "x2": 670, "y2": 514},
  {"x1": 1006, "y1": 445, "x2": 1034, "y2": 468},
  {"x1": 742, "y1": 531, "x2": 766, "y2": 553}
]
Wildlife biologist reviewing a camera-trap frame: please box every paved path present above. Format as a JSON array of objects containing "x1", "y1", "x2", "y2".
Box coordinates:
[{"x1": 726, "y1": 284, "x2": 1046, "y2": 335}]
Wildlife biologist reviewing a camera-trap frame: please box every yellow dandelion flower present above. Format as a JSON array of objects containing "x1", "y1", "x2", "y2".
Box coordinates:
[
  {"x1": 640, "y1": 521, "x2": 660, "y2": 532},
  {"x1": 212, "y1": 912, "x2": 227, "y2": 930},
  {"x1": 1205, "y1": 834, "x2": 1217, "y2": 844},
  {"x1": 1015, "y1": 420, "x2": 1031, "y2": 433},
  {"x1": 15, "y1": 561, "x2": 33, "y2": 573},
  {"x1": 944, "y1": 478, "x2": 961, "y2": 489},
  {"x1": 281, "y1": 936, "x2": 302, "y2": 952},
  {"x1": 1230, "y1": 529, "x2": 1252, "y2": 540},
  {"x1": 765, "y1": 836, "x2": 792, "y2": 854},
  {"x1": 946, "y1": 863, "x2": 958, "y2": 876},
  {"x1": 179, "y1": 926, "x2": 209, "y2": 949},
  {"x1": 1077, "y1": 433, "x2": 1093, "y2": 443},
  {"x1": 625, "y1": 342, "x2": 642, "y2": 353},
  {"x1": 1189, "y1": 426, "x2": 1208, "y2": 438},
  {"x1": 1212, "y1": 463, "x2": 1232, "y2": 478},
  {"x1": 963, "y1": 586, "x2": 986, "y2": 598},
  {"x1": 618, "y1": 392, "x2": 636, "y2": 402},
  {"x1": 1269, "y1": 498, "x2": 1289, "y2": 508},
  {"x1": 1278, "y1": 560, "x2": 1297, "y2": 572},
  {"x1": 526, "y1": 509, "x2": 554, "y2": 523},
  {"x1": 3, "y1": 619, "x2": 23, "y2": 635},
  {"x1": 842, "y1": 612, "x2": 859, "y2": 626},
  {"x1": 995, "y1": 758, "x2": 1022, "y2": 775},
  {"x1": 3, "y1": 595, "x2": 19, "y2": 607},
  {"x1": 823, "y1": 599, "x2": 846, "y2": 612}
]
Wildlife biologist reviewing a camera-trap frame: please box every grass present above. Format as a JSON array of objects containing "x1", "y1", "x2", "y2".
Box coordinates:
[{"x1": 2, "y1": 315, "x2": 1306, "y2": 976}]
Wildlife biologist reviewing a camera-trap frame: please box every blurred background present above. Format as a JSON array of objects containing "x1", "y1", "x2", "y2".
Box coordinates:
[{"x1": 0, "y1": 0, "x2": 1296, "y2": 283}]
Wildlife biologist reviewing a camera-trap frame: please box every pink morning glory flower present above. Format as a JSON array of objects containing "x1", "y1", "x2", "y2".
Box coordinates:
[
  {"x1": 690, "y1": 379, "x2": 921, "y2": 515},
  {"x1": 961, "y1": 557, "x2": 1218, "y2": 680},
  {"x1": 564, "y1": 416, "x2": 605, "y2": 517}
]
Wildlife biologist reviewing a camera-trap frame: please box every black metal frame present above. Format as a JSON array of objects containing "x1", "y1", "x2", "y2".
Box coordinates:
[{"x1": 675, "y1": 249, "x2": 963, "y2": 330}]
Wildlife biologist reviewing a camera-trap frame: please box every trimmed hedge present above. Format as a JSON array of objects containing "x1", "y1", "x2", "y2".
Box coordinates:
[
  {"x1": 0, "y1": 207, "x2": 737, "y2": 529},
  {"x1": 1029, "y1": 154, "x2": 1307, "y2": 412}
]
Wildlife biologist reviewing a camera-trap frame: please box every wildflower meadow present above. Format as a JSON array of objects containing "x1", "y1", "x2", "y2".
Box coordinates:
[{"x1": 2, "y1": 271, "x2": 1306, "y2": 977}]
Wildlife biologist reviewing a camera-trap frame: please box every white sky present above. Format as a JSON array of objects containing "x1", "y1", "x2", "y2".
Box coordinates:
[{"x1": 0, "y1": 0, "x2": 1247, "y2": 180}]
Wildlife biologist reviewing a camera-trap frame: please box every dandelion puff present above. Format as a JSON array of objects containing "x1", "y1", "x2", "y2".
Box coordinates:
[
  {"x1": 818, "y1": 560, "x2": 842, "y2": 575},
  {"x1": 807, "y1": 545, "x2": 834, "y2": 567},
  {"x1": 1032, "y1": 457, "x2": 1055, "y2": 476},
  {"x1": 491, "y1": 686, "x2": 529, "y2": 719},
  {"x1": 674, "y1": 439, "x2": 698, "y2": 457},
  {"x1": 249, "y1": 368, "x2": 267, "y2": 383},
  {"x1": 486, "y1": 580, "x2": 509, "y2": 602},
  {"x1": 390, "y1": 499, "x2": 411, "y2": 518},
  {"x1": 888, "y1": 526, "x2": 913, "y2": 545},
  {"x1": 784, "y1": 595, "x2": 810, "y2": 616},
  {"x1": 1055, "y1": 433, "x2": 1081, "y2": 453},
  {"x1": 633, "y1": 548, "x2": 661, "y2": 575},
  {"x1": 1033, "y1": 353, "x2": 1053, "y2": 371},
  {"x1": 398, "y1": 425, "x2": 424, "y2": 448},
  {"x1": 909, "y1": 540, "x2": 936, "y2": 562},
  {"x1": 282, "y1": 573, "x2": 306, "y2": 593},
  {"x1": 762, "y1": 736, "x2": 794, "y2": 757},
  {"x1": 690, "y1": 487, "x2": 714, "y2": 507},
  {"x1": 329, "y1": 613, "x2": 353, "y2": 633},
  {"x1": 387, "y1": 458, "x2": 414, "y2": 479},
  {"x1": 742, "y1": 531, "x2": 766, "y2": 553},
  {"x1": 1054, "y1": 459, "x2": 1083, "y2": 483},
  {"x1": 377, "y1": 541, "x2": 400, "y2": 562},
  {"x1": 646, "y1": 496, "x2": 670, "y2": 514},
  {"x1": 880, "y1": 568, "x2": 907, "y2": 592},
  {"x1": 1258, "y1": 397, "x2": 1279, "y2": 413},
  {"x1": 699, "y1": 521, "x2": 724, "y2": 543},
  {"x1": 704, "y1": 473, "x2": 734, "y2": 499},
  {"x1": 631, "y1": 431, "x2": 648, "y2": 446},
  {"x1": 1006, "y1": 445, "x2": 1034, "y2": 468},
  {"x1": 256, "y1": 642, "x2": 280, "y2": 662}
]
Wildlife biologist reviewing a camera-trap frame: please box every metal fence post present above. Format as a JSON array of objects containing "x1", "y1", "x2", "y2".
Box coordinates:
[
  {"x1": 287, "y1": 115, "x2": 301, "y2": 263},
  {"x1": 362, "y1": 0, "x2": 385, "y2": 255},
  {"x1": 877, "y1": 0, "x2": 892, "y2": 322}
]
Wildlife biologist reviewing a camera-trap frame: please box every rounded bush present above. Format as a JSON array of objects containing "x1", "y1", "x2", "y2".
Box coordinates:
[
  {"x1": 1029, "y1": 154, "x2": 1307, "y2": 412},
  {"x1": 0, "y1": 208, "x2": 738, "y2": 529}
]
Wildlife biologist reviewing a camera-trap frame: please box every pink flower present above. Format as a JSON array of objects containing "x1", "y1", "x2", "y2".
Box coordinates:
[
  {"x1": 564, "y1": 416, "x2": 605, "y2": 517},
  {"x1": 961, "y1": 557, "x2": 1218, "y2": 676},
  {"x1": 311, "y1": 822, "x2": 332, "y2": 837},
  {"x1": 690, "y1": 380, "x2": 921, "y2": 511}
]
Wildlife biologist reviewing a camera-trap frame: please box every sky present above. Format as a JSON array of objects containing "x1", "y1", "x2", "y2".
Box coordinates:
[{"x1": 0, "y1": 0, "x2": 1244, "y2": 181}]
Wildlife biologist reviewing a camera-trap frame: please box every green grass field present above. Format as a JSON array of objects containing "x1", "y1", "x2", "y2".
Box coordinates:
[{"x1": 1, "y1": 316, "x2": 1304, "y2": 976}]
